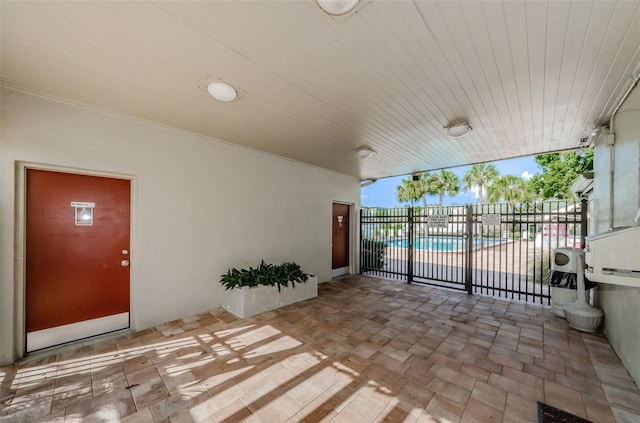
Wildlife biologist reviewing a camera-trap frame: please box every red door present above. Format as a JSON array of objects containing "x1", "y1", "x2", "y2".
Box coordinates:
[
  {"x1": 332, "y1": 203, "x2": 350, "y2": 275},
  {"x1": 26, "y1": 169, "x2": 130, "y2": 351}
]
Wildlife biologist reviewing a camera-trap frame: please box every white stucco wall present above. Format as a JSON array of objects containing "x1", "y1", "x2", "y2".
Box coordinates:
[
  {"x1": 592, "y1": 83, "x2": 640, "y2": 386},
  {"x1": 0, "y1": 89, "x2": 360, "y2": 365}
]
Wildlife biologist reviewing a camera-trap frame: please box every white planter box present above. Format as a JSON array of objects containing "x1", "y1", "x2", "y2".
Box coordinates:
[{"x1": 221, "y1": 275, "x2": 318, "y2": 318}]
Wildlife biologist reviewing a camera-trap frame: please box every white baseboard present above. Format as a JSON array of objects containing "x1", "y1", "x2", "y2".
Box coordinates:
[
  {"x1": 27, "y1": 312, "x2": 129, "y2": 352},
  {"x1": 332, "y1": 267, "x2": 349, "y2": 277}
]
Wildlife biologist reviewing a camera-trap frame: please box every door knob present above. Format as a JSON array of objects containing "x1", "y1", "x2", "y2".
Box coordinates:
[
  {"x1": 122, "y1": 249, "x2": 129, "y2": 255},
  {"x1": 121, "y1": 260, "x2": 130, "y2": 267}
]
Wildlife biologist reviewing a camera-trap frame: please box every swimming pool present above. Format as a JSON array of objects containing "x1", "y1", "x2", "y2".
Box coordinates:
[{"x1": 385, "y1": 236, "x2": 503, "y2": 252}]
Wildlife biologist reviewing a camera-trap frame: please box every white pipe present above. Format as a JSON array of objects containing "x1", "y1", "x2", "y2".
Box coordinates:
[
  {"x1": 609, "y1": 74, "x2": 640, "y2": 119},
  {"x1": 608, "y1": 125, "x2": 615, "y2": 229}
]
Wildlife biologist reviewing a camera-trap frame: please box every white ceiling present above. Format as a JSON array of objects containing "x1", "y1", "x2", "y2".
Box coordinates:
[{"x1": 2, "y1": 1, "x2": 639, "y2": 180}]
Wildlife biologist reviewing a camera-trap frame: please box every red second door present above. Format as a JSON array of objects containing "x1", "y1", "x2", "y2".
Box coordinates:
[
  {"x1": 26, "y1": 169, "x2": 131, "y2": 351},
  {"x1": 332, "y1": 203, "x2": 350, "y2": 277}
]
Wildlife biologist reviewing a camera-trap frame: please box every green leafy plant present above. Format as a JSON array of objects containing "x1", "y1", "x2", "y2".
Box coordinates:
[
  {"x1": 220, "y1": 261, "x2": 310, "y2": 292},
  {"x1": 361, "y1": 238, "x2": 387, "y2": 270}
]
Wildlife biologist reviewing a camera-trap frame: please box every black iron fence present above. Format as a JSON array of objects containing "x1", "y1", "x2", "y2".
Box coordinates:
[{"x1": 360, "y1": 200, "x2": 587, "y2": 304}]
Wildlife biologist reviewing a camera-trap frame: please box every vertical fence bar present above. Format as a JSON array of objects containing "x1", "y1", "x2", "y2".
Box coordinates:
[
  {"x1": 511, "y1": 205, "x2": 516, "y2": 300},
  {"x1": 474, "y1": 204, "x2": 480, "y2": 294},
  {"x1": 391, "y1": 209, "x2": 396, "y2": 278},
  {"x1": 534, "y1": 203, "x2": 540, "y2": 303},
  {"x1": 479, "y1": 205, "x2": 485, "y2": 294},
  {"x1": 359, "y1": 208, "x2": 364, "y2": 274},
  {"x1": 524, "y1": 205, "x2": 529, "y2": 301},
  {"x1": 580, "y1": 198, "x2": 588, "y2": 248},
  {"x1": 465, "y1": 205, "x2": 473, "y2": 294},
  {"x1": 516, "y1": 207, "x2": 522, "y2": 301},
  {"x1": 491, "y1": 203, "x2": 497, "y2": 297},
  {"x1": 408, "y1": 207, "x2": 414, "y2": 283}
]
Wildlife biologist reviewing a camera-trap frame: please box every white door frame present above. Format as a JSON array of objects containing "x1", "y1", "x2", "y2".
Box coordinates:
[{"x1": 14, "y1": 162, "x2": 137, "y2": 357}]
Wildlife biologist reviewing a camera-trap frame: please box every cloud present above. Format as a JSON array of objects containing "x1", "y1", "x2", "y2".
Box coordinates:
[
  {"x1": 469, "y1": 185, "x2": 480, "y2": 198},
  {"x1": 521, "y1": 171, "x2": 534, "y2": 180}
]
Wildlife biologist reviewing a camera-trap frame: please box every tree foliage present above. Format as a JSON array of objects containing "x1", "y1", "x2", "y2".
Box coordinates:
[
  {"x1": 462, "y1": 163, "x2": 499, "y2": 206},
  {"x1": 396, "y1": 177, "x2": 421, "y2": 207},
  {"x1": 416, "y1": 172, "x2": 433, "y2": 208},
  {"x1": 396, "y1": 172, "x2": 435, "y2": 209},
  {"x1": 531, "y1": 148, "x2": 593, "y2": 200},
  {"x1": 429, "y1": 169, "x2": 460, "y2": 210},
  {"x1": 486, "y1": 175, "x2": 533, "y2": 206},
  {"x1": 393, "y1": 149, "x2": 592, "y2": 209}
]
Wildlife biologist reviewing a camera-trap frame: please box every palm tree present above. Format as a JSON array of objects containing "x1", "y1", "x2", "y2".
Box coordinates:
[
  {"x1": 416, "y1": 171, "x2": 433, "y2": 210},
  {"x1": 397, "y1": 172, "x2": 435, "y2": 210},
  {"x1": 486, "y1": 175, "x2": 529, "y2": 207},
  {"x1": 430, "y1": 169, "x2": 460, "y2": 211},
  {"x1": 462, "y1": 163, "x2": 499, "y2": 209},
  {"x1": 396, "y1": 177, "x2": 421, "y2": 207}
]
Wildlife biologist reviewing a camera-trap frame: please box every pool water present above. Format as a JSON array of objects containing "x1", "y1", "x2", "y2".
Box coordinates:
[{"x1": 385, "y1": 236, "x2": 502, "y2": 252}]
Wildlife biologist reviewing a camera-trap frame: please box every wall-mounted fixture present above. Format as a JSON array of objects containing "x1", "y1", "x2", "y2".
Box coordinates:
[
  {"x1": 579, "y1": 126, "x2": 601, "y2": 148},
  {"x1": 445, "y1": 122, "x2": 472, "y2": 138},
  {"x1": 316, "y1": 0, "x2": 359, "y2": 15},
  {"x1": 571, "y1": 172, "x2": 594, "y2": 199},
  {"x1": 356, "y1": 146, "x2": 375, "y2": 158},
  {"x1": 207, "y1": 81, "x2": 238, "y2": 103}
]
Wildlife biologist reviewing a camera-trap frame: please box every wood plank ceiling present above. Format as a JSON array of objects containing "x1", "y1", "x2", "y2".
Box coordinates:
[{"x1": 2, "y1": 1, "x2": 639, "y2": 180}]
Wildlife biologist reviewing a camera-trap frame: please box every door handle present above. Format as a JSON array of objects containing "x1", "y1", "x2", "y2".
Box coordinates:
[{"x1": 121, "y1": 260, "x2": 130, "y2": 267}]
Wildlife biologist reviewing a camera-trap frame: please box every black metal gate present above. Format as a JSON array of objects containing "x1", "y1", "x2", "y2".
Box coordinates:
[{"x1": 360, "y1": 200, "x2": 586, "y2": 304}]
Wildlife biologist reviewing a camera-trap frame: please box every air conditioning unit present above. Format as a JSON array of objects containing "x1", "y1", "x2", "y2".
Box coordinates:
[{"x1": 585, "y1": 226, "x2": 640, "y2": 287}]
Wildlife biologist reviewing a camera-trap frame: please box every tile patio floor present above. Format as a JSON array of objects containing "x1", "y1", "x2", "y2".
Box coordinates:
[{"x1": 1, "y1": 275, "x2": 640, "y2": 423}]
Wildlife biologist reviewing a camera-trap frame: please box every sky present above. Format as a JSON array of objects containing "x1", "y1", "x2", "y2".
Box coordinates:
[{"x1": 361, "y1": 156, "x2": 539, "y2": 208}]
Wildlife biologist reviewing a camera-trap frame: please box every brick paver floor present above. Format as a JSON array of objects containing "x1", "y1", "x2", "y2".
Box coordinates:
[{"x1": 1, "y1": 275, "x2": 639, "y2": 422}]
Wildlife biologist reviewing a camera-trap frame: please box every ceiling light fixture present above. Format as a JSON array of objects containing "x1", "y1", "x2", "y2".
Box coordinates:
[
  {"x1": 445, "y1": 122, "x2": 472, "y2": 138},
  {"x1": 207, "y1": 81, "x2": 237, "y2": 103},
  {"x1": 316, "y1": 0, "x2": 359, "y2": 15},
  {"x1": 356, "y1": 146, "x2": 375, "y2": 158}
]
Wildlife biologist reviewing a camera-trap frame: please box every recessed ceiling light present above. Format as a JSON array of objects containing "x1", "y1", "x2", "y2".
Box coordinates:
[
  {"x1": 356, "y1": 146, "x2": 375, "y2": 158},
  {"x1": 316, "y1": 0, "x2": 359, "y2": 16},
  {"x1": 207, "y1": 81, "x2": 237, "y2": 103},
  {"x1": 446, "y1": 122, "x2": 472, "y2": 138}
]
